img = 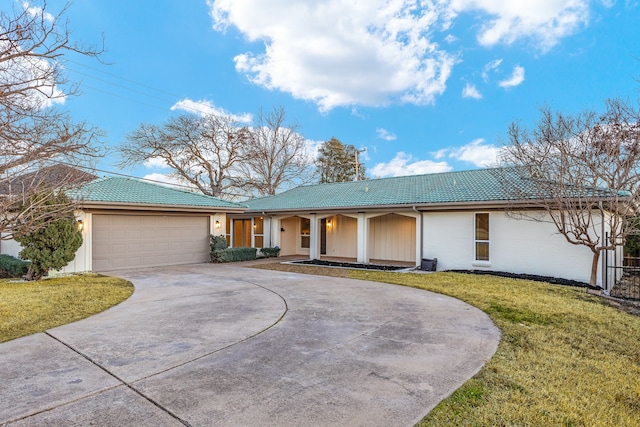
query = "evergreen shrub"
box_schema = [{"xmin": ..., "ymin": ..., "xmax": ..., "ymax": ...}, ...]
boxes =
[
  {"xmin": 260, "ymin": 247, "xmax": 281, "ymax": 258},
  {"xmin": 0, "ymin": 254, "xmax": 30, "ymax": 278},
  {"xmin": 210, "ymin": 235, "xmax": 228, "ymax": 263},
  {"xmin": 220, "ymin": 247, "xmax": 257, "ymax": 262}
]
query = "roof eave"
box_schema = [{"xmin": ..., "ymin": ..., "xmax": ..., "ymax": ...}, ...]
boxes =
[
  {"xmin": 243, "ymin": 199, "xmax": 521, "ymax": 214},
  {"xmin": 79, "ymin": 200, "xmax": 247, "ymax": 213},
  {"xmin": 242, "ymin": 196, "xmax": 631, "ymax": 214}
]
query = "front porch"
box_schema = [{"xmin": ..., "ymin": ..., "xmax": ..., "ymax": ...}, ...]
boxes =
[{"xmin": 266, "ymin": 212, "xmax": 422, "ymax": 267}]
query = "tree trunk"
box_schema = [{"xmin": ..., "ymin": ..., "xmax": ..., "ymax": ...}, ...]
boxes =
[
  {"xmin": 589, "ymin": 251, "xmax": 601, "ymax": 290},
  {"xmin": 24, "ymin": 266, "xmax": 46, "ymax": 281}
]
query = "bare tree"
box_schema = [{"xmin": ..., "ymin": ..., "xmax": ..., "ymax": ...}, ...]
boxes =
[
  {"xmin": 499, "ymin": 98, "xmax": 640, "ymax": 288},
  {"xmin": 238, "ymin": 106, "xmax": 315, "ymax": 196},
  {"xmin": 1, "ymin": 164, "xmax": 96, "ymax": 239},
  {"xmin": 120, "ymin": 114, "xmax": 250, "ymax": 198},
  {"xmin": 1, "ymin": 1, "xmax": 104, "ymax": 238}
]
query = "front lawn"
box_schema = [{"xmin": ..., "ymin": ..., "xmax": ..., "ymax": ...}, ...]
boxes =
[
  {"xmin": 253, "ymin": 262, "xmax": 640, "ymax": 426},
  {"xmin": 350, "ymin": 271, "xmax": 640, "ymax": 427},
  {"xmin": 0, "ymin": 274, "xmax": 133, "ymax": 343}
]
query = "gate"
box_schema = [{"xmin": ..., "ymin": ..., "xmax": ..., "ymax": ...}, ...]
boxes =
[{"xmin": 606, "ymin": 232, "xmax": 640, "ymax": 301}]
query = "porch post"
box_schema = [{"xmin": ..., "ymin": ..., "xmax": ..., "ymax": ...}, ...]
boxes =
[
  {"xmin": 356, "ymin": 212, "xmax": 369, "ymax": 263},
  {"xmin": 415, "ymin": 212, "xmax": 422, "ymax": 267},
  {"xmin": 309, "ymin": 213, "xmax": 319, "ymax": 260},
  {"xmin": 263, "ymin": 217, "xmax": 272, "ymax": 248},
  {"xmin": 270, "ymin": 217, "xmax": 280, "ymax": 248}
]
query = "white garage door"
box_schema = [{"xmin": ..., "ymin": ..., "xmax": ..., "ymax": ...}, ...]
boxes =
[{"xmin": 92, "ymin": 214, "xmax": 209, "ymax": 271}]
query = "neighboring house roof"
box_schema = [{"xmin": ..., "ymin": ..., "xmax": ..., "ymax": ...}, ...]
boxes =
[
  {"xmin": 0, "ymin": 164, "xmax": 97, "ymax": 195},
  {"xmin": 70, "ymin": 177, "xmax": 247, "ymax": 212}
]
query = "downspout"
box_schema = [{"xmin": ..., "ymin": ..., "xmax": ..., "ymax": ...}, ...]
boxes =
[{"xmin": 413, "ymin": 206, "xmax": 423, "ymax": 263}]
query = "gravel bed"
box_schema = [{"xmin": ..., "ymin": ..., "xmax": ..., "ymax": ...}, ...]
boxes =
[{"xmin": 291, "ymin": 259, "xmax": 409, "ymax": 271}]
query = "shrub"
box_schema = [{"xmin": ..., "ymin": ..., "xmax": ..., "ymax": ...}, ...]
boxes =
[
  {"xmin": 260, "ymin": 247, "xmax": 281, "ymax": 258},
  {"xmin": 15, "ymin": 216, "xmax": 82, "ymax": 280},
  {"xmin": 13, "ymin": 191, "xmax": 83, "ymax": 281},
  {"xmin": 219, "ymin": 247, "xmax": 257, "ymax": 262},
  {"xmin": 210, "ymin": 235, "xmax": 229, "ymax": 263},
  {"xmin": 0, "ymin": 254, "xmax": 30, "ymax": 278},
  {"xmin": 210, "ymin": 235, "xmax": 258, "ymax": 262}
]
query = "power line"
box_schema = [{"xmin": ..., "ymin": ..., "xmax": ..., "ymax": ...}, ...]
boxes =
[
  {"xmin": 79, "ymin": 84, "xmax": 172, "ymax": 113},
  {"xmin": 64, "ymin": 59, "xmax": 241, "ymax": 118},
  {"xmin": 64, "ymin": 59, "xmax": 183, "ymax": 99},
  {"xmin": 69, "ymin": 68, "xmax": 172, "ymax": 104}
]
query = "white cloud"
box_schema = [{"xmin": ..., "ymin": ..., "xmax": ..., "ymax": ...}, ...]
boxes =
[
  {"xmin": 143, "ymin": 157, "xmax": 170, "ymax": 169},
  {"xmin": 209, "ymin": 0, "xmax": 457, "ymax": 112},
  {"xmin": 498, "ymin": 65, "xmax": 525, "ymax": 88},
  {"xmin": 142, "ymin": 173, "xmax": 185, "ymax": 188},
  {"xmin": 23, "ymin": 2, "xmax": 55, "ymax": 22},
  {"xmin": 208, "ymin": 0, "xmax": 596, "ymax": 111},
  {"xmin": 482, "ymin": 59, "xmax": 503, "ymax": 81},
  {"xmin": 444, "ymin": 34, "xmax": 458, "ymax": 43},
  {"xmin": 450, "ymin": 0, "xmax": 591, "ymax": 50},
  {"xmin": 303, "ymin": 139, "xmax": 325, "ymax": 162},
  {"xmin": 360, "ymin": 148, "xmax": 371, "ymax": 162},
  {"xmin": 376, "ymin": 127, "xmax": 397, "ymax": 141},
  {"xmin": 370, "ymin": 152, "xmax": 452, "ymax": 178},
  {"xmin": 432, "ymin": 148, "xmax": 449, "ymax": 160},
  {"xmin": 351, "ymin": 107, "xmax": 367, "ymax": 119},
  {"xmin": 1, "ymin": 7, "xmax": 66, "ymax": 111},
  {"xmin": 171, "ymin": 98, "xmax": 252, "ymax": 123},
  {"xmin": 462, "ymin": 82, "xmax": 482, "ymax": 99},
  {"xmin": 437, "ymin": 139, "xmax": 500, "ymax": 167}
]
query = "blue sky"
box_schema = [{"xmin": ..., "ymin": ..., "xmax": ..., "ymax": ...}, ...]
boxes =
[{"xmin": 30, "ymin": 0, "xmax": 640, "ymax": 184}]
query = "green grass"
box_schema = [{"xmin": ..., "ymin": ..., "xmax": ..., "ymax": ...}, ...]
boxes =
[
  {"xmin": 348, "ymin": 271, "xmax": 640, "ymax": 427},
  {"xmin": 0, "ymin": 274, "xmax": 133, "ymax": 343}
]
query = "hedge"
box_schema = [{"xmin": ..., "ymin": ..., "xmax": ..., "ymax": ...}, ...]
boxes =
[
  {"xmin": 218, "ymin": 247, "xmax": 257, "ymax": 262},
  {"xmin": 0, "ymin": 254, "xmax": 30, "ymax": 278},
  {"xmin": 260, "ymin": 247, "xmax": 281, "ymax": 258}
]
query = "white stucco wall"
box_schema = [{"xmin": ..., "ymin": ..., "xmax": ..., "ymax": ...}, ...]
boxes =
[
  {"xmin": 423, "ymin": 210, "xmax": 602, "ymax": 286},
  {"xmin": 369, "ymin": 213, "xmax": 416, "ymax": 262},
  {"xmin": 325, "ymin": 215, "xmax": 357, "ymax": 258},
  {"xmin": 57, "ymin": 212, "xmax": 91, "ymax": 274},
  {"xmin": 210, "ymin": 213, "xmax": 226, "ymax": 237},
  {"xmin": 0, "ymin": 233, "xmax": 22, "ymax": 258},
  {"xmin": 278, "ymin": 217, "xmax": 300, "ymax": 256}
]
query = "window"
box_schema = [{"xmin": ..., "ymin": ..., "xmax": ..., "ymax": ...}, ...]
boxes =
[
  {"xmin": 475, "ymin": 213, "xmax": 489, "ymax": 261},
  {"xmin": 254, "ymin": 217, "xmax": 264, "ymax": 248},
  {"xmin": 225, "ymin": 217, "xmax": 231, "ymax": 246},
  {"xmin": 300, "ymin": 217, "xmax": 310, "ymax": 249},
  {"xmin": 233, "ymin": 219, "xmax": 252, "ymax": 247}
]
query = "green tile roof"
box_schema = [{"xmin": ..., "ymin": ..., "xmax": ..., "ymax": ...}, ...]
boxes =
[
  {"xmin": 243, "ymin": 167, "xmax": 548, "ymax": 212},
  {"xmin": 69, "ymin": 177, "xmax": 246, "ymax": 210}
]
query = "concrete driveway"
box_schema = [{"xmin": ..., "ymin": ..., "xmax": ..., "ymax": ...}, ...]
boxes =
[{"xmin": 0, "ymin": 264, "xmax": 500, "ymax": 426}]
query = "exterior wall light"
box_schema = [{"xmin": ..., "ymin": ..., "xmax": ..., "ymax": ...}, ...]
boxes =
[
  {"xmin": 76, "ymin": 219, "xmax": 84, "ymax": 232},
  {"xmin": 215, "ymin": 220, "xmax": 221, "ymax": 230}
]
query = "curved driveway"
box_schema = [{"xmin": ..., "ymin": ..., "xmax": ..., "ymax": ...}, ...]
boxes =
[{"xmin": 0, "ymin": 264, "xmax": 500, "ymax": 426}]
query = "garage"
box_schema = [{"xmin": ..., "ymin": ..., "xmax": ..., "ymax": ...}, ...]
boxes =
[{"xmin": 92, "ymin": 214, "xmax": 210, "ymax": 271}]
